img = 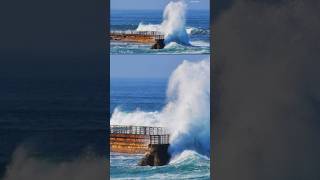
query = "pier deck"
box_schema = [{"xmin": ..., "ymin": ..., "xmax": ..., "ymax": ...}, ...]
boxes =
[
  {"xmin": 110, "ymin": 125, "xmax": 170, "ymax": 154},
  {"xmin": 110, "ymin": 31, "xmax": 166, "ymax": 49}
]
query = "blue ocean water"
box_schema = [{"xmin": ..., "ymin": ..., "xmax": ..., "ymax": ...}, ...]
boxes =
[
  {"xmin": 110, "ymin": 78, "xmax": 210, "ymax": 180},
  {"xmin": 110, "ymin": 78, "xmax": 167, "ymax": 113},
  {"xmin": 0, "ymin": 77, "xmax": 106, "ymax": 177},
  {"xmin": 110, "ymin": 10, "xmax": 210, "ymax": 54}
]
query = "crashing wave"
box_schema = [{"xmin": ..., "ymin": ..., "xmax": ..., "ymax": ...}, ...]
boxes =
[{"xmin": 111, "ymin": 58, "xmax": 210, "ymax": 157}]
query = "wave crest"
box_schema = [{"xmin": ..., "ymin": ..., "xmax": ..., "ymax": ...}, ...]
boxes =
[{"xmin": 169, "ymin": 150, "xmax": 209, "ymax": 164}]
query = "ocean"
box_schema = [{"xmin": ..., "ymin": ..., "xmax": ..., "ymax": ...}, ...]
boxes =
[
  {"xmin": 0, "ymin": 77, "xmax": 106, "ymax": 178},
  {"xmin": 110, "ymin": 78, "xmax": 210, "ymax": 180},
  {"xmin": 110, "ymin": 8, "xmax": 210, "ymax": 54}
]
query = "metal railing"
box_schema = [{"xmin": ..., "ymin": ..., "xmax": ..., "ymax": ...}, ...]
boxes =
[
  {"xmin": 110, "ymin": 125, "xmax": 168, "ymax": 135},
  {"xmin": 110, "ymin": 30, "xmax": 164, "ymax": 40},
  {"xmin": 149, "ymin": 134, "xmax": 170, "ymax": 144},
  {"xmin": 110, "ymin": 125, "xmax": 170, "ymax": 145}
]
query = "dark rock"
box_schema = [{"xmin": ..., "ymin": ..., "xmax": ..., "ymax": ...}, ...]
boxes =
[
  {"xmin": 138, "ymin": 144, "xmax": 171, "ymax": 166},
  {"xmin": 151, "ymin": 39, "xmax": 165, "ymax": 49}
]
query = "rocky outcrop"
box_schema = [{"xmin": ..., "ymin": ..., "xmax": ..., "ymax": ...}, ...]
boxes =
[
  {"xmin": 138, "ymin": 144, "xmax": 171, "ymax": 166},
  {"xmin": 151, "ymin": 39, "xmax": 165, "ymax": 49}
]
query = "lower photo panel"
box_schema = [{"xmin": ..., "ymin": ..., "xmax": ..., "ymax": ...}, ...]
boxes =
[{"xmin": 109, "ymin": 55, "xmax": 211, "ymax": 179}]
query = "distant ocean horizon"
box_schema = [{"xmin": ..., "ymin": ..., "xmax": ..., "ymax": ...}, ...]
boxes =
[{"xmin": 110, "ymin": 78, "xmax": 167, "ymax": 113}]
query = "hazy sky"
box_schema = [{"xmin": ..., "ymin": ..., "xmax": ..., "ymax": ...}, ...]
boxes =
[
  {"xmin": 110, "ymin": 55, "xmax": 209, "ymax": 79},
  {"xmin": 111, "ymin": 0, "xmax": 210, "ymax": 10}
]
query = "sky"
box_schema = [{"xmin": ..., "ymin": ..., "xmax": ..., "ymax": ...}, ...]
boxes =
[
  {"xmin": 111, "ymin": 0, "xmax": 210, "ymax": 10},
  {"xmin": 110, "ymin": 55, "xmax": 209, "ymax": 79}
]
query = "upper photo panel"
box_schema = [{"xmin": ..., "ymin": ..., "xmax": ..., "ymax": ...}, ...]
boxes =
[{"xmin": 110, "ymin": 0, "xmax": 210, "ymax": 54}]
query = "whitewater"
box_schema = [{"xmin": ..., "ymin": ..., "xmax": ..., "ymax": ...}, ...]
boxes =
[
  {"xmin": 110, "ymin": 59, "xmax": 210, "ymax": 179},
  {"xmin": 136, "ymin": 1, "xmax": 190, "ymax": 45},
  {"xmin": 110, "ymin": 0, "xmax": 210, "ymax": 54},
  {"xmin": 110, "ymin": 150, "xmax": 210, "ymax": 180}
]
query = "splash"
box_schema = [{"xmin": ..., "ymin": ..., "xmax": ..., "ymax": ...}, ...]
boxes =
[
  {"xmin": 169, "ymin": 150, "xmax": 210, "ymax": 165},
  {"xmin": 110, "ymin": 150, "xmax": 210, "ymax": 179},
  {"xmin": 110, "ymin": 58, "xmax": 210, "ymax": 156},
  {"xmin": 136, "ymin": 0, "xmax": 190, "ymax": 45},
  {"xmin": 161, "ymin": 0, "xmax": 190, "ymax": 45}
]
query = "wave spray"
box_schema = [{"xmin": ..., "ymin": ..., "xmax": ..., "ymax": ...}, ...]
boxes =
[
  {"xmin": 110, "ymin": 58, "xmax": 210, "ymax": 157},
  {"xmin": 136, "ymin": 0, "xmax": 190, "ymax": 45}
]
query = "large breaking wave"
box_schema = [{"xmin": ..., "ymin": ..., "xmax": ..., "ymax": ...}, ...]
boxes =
[
  {"xmin": 136, "ymin": 0, "xmax": 191, "ymax": 45},
  {"xmin": 110, "ymin": 58, "xmax": 210, "ymax": 157}
]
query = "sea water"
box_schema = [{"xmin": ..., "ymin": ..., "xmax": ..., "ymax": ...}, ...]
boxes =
[
  {"xmin": 110, "ymin": 59, "xmax": 210, "ymax": 179},
  {"xmin": 110, "ymin": 3, "xmax": 210, "ymax": 54},
  {"xmin": 0, "ymin": 77, "xmax": 106, "ymax": 177},
  {"xmin": 110, "ymin": 79, "xmax": 210, "ymax": 180}
]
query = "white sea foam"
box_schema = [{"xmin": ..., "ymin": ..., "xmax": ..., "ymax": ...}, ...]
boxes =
[
  {"xmin": 110, "ymin": 58, "xmax": 210, "ymax": 156},
  {"xmin": 163, "ymin": 42, "xmax": 183, "ymax": 49},
  {"xmin": 164, "ymin": 41, "xmax": 209, "ymax": 50},
  {"xmin": 136, "ymin": 23, "xmax": 162, "ymax": 33},
  {"xmin": 190, "ymin": 40, "xmax": 210, "ymax": 47},
  {"xmin": 186, "ymin": 27, "xmax": 209, "ymax": 35},
  {"xmin": 136, "ymin": 24, "xmax": 207, "ymax": 36},
  {"xmin": 169, "ymin": 150, "xmax": 209, "ymax": 164},
  {"xmin": 110, "ymin": 149, "xmax": 210, "ymax": 179},
  {"xmin": 136, "ymin": 0, "xmax": 190, "ymax": 45}
]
